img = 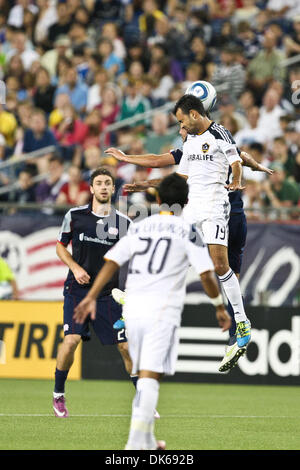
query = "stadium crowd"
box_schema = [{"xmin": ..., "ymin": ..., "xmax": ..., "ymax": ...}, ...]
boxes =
[{"xmin": 0, "ymin": 0, "xmax": 300, "ymax": 219}]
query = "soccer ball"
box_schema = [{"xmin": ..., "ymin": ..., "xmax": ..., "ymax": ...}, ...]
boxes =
[{"xmin": 185, "ymin": 80, "xmax": 217, "ymax": 112}]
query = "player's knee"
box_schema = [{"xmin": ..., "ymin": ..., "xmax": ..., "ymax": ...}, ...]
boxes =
[
  {"xmin": 214, "ymin": 260, "xmax": 229, "ymax": 276},
  {"xmin": 63, "ymin": 335, "xmax": 81, "ymax": 353}
]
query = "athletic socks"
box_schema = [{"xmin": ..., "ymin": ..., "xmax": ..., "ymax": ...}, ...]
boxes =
[
  {"xmin": 218, "ymin": 269, "xmax": 248, "ymax": 324},
  {"xmin": 54, "ymin": 368, "xmax": 69, "ymax": 394},
  {"xmin": 125, "ymin": 378, "xmax": 159, "ymax": 450},
  {"xmin": 130, "ymin": 375, "xmax": 139, "ymax": 388},
  {"xmin": 227, "ymin": 301, "xmax": 237, "ymax": 339}
]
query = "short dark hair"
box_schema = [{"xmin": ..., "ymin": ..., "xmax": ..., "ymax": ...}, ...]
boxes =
[
  {"xmin": 173, "ymin": 94, "xmax": 206, "ymax": 117},
  {"xmin": 158, "ymin": 173, "xmax": 188, "ymax": 208},
  {"xmin": 249, "ymin": 142, "xmax": 264, "ymax": 153},
  {"xmin": 90, "ymin": 167, "xmax": 115, "ymax": 186}
]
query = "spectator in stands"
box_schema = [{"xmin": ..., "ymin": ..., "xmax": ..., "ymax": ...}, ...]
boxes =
[
  {"xmin": 33, "ymin": 66, "xmax": 56, "ymax": 115},
  {"xmin": 40, "ymin": 35, "xmax": 72, "ymax": 78},
  {"xmin": 82, "ymin": 145, "xmax": 102, "ymax": 183},
  {"xmin": 97, "ymin": 37, "xmax": 125, "ymax": 78},
  {"xmin": 262, "ymin": 162, "xmax": 300, "ymax": 209},
  {"xmin": 190, "ymin": 36, "xmax": 214, "ymax": 82},
  {"xmin": 7, "ymin": 0, "xmax": 38, "ymax": 28},
  {"xmin": 5, "ymin": 29, "xmax": 40, "ymax": 71},
  {"xmin": 52, "ymin": 103, "xmax": 86, "ymax": 164},
  {"xmin": 256, "ymin": 87, "xmax": 286, "ymax": 141},
  {"xmin": 56, "ymin": 164, "xmax": 90, "ymax": 206},
  {"xmin": 4, "ymin": 53, "xmax": 25, "ymax": 86},
  {"xmin": 234, "ymin": 106, "xmax": 267, "ymax": 147},
  {"xmin": 34, "ymin": 0, "xmax": 58, "ymax": 46},
  {"xmin": 101, "ymin": 22, "xmax": 127, "ymax": 60},
  {"xmin": 86, "ymin": 66, "xmax": 109, "ymax": 112},
  {"xmin": 81, "ymin": 108, "xmax": 102, "ymax": 150},
  {"xmin": 55, "ymin": 65, "xmax": 88, "ymax": 114},
  {"xmin": 124, "ymin": 41, "xmax": 150, "ymax": 74},
  {"xmin": 148, "ymin": 59, "xmax": 174, "ymax": 103},
  {"xmin": 139, "ymin": 0, "xmax": 165, "ymax": 39},
  {"xmin": 12, "ymin": 164, "xmax": 38, "ymax": 204},
  {"xmin": 47, "ymin": 1, "xmax": 72, "ymax": 45},
  {"xmin": 35, "ymin": 154, "xmax": 67, "ymax": 204},
  {"xmin": 22, "ymin": 107, "xmax": 57, "ymax": 173},
  {"xmin": 247, "ymin": 28, "xmax": 286, "ymax": 104},
  {"xmin": 68, "ymin": 21, "xmax": 94, "ymax": 51},
  {"xmin": 145, "ymin": 112, "xmax": 175, "ymax": 154},
  {"xmin": 16, "ymin": 98, "xmax": 33, "ymax": 131},
  {"xmin": 212, "ymin": 44, "xmax": 246, "ymax": 102},
  {"xmin": 120, "ymin": 79, "xmax": 151, "ymax": 131},
  {"xmin": 242, "ymin": 142, "xmax": 269, "ymax": 182},
  {"xmin": 271, "ymin": 136, "xmax": 295, "ymax": 178},
  {"xmin": 234, "ymin": 21, "xmax": 262, "ymax": 63},
  {"xmin": 242, "ymin": 180, "xmax": 265, "ymax": 221}
]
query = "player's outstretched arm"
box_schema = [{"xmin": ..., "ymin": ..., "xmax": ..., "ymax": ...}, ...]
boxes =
[
  {"xmin": 73, "ymin": 260, "xmax": 120, "ymax": 323},
  {"xmin": 240, "ymin": 151, "xmax": 274, "ymax": 175},
  {"xmin": 200, "ymin": 270, "xmax": 231, "ymax": 332},
  {"xmin": 105, "ymin": 148, "xmax": 174, "ymax": 168},
  {"xmin": 225, "ymin": 161, "xmax": 246, "ymax": 191},
  {"xmin": 124, "ymin": 178, "xmax": 162, "ymax": 192},
  {"xmin": 56, "ymin": 242, "xmax": 90, "ymax": 285}
]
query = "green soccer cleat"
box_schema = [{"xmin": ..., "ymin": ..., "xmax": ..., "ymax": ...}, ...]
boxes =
[
  {"xmin": 236, "ymin": 320, "xmax": 251, "ymax": 348},
  {"xmin": 218, "ymin": 342, "xmax": 246, "ymax": 373},
  {"xmin": 112, "ymin": 288, "xmax": 126, "ymax": 305}
]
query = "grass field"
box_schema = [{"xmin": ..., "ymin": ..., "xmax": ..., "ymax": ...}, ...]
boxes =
[{"xmin": 0, "ymin": 378, "xmax": 300, "ymax": 450}]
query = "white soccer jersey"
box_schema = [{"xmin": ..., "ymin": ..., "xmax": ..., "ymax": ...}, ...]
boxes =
[
  {"xmin": 177, "ymin": 122, "xmax": 242, "ymax": 219},
  {"xmin": 105, "ymin": 213, "xmax": 214, "ymax": 324}
]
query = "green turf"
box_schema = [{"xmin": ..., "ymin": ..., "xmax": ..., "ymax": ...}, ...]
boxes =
[{"xmin": 0, "ymin": 378, "xmax": 300, "ymax": 450}]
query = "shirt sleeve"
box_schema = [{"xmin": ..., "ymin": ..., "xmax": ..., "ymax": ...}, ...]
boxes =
[
  {"xmin": 170, "ymin": 148, "xmax": 183, "ymax": 165},
  {"xmin": 57, "ymin": 210, "xmax": 73, "ymax": 246},
  {"xmin": 218, "ymin": 138, "xmax": 242, "ymax": 166},
  {"xmin": 176, "ymin": 148, "xmax": 189, "ymax": 176},
  {"xmin": 104, "ymin": 235, "xmax": 131, "ymax": 267},
  {"xmin": 185, "ymin": 225, "xmax": 215, "ymax": 275}
]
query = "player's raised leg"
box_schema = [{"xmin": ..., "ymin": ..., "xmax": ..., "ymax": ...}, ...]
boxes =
[{"xmin": 208, "ymin": 243, "xmax": 251, "ymax": 348}]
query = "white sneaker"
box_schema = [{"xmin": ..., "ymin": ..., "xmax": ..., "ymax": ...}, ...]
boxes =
[
  {"xmin": 112, "ymin": 288, "xmax": 126, "ymax": 305},
  {"xmin": 218, "ymin": 342, "xmax": 246, "ymax": 373}
]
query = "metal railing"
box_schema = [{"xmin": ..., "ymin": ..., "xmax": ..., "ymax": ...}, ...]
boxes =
[{"xmin": 0, "ymin": 146, "xmax": 56, "ymax": 171}]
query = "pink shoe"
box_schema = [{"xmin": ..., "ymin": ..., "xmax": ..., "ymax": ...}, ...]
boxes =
[
  {"xmin": 156, "ymin": 440, "xmax": 166, "ymax": 450},
  {"xmin": 53, "ymin": 396, "xmax": 69, "ymax": 418}
]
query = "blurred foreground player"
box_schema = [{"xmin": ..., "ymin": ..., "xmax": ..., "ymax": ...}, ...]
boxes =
[
  {"xmin": 53, "ymin": 168, "xmax": 135, "ymax": 418},
  {"xmin": 74, "ymin": 173, "xmax": 231, "ymax": 450}
]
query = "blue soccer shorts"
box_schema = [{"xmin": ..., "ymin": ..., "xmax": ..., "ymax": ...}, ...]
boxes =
[{"xmin": 63, "ymin": 285, "xmax": 127, "ymax": 345}]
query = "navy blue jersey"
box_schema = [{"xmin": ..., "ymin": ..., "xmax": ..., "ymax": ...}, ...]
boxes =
[
  {"xmin": 58, "ymin": 203, "xmax": 131, "ymax": 296},
  {"xmin": 170, "ymin": 146, "xmax": 244, "ymax": 214}
]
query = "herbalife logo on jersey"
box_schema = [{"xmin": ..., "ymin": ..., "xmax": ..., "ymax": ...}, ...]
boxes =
[{"xmin": 188, "ymin": 153, "xmax": 214, "ymax": 161}]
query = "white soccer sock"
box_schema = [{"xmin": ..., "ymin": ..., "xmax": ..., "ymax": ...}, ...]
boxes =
[
  {"xmin": 218, "ymin": 269, "xmax": 247, "ymax": 323},
  {"xmin": 125, "ymin": 378, "xmax": 159, "ymax": 450}
]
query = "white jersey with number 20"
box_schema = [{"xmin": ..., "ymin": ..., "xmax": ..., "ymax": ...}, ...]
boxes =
[{"xmin": 105, "ymin": 213, "xmax": 214, "ymax": 325}]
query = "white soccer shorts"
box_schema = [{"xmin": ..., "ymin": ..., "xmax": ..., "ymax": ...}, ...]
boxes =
[
  {"xmin": 124, "ymin": 306, "xmax": 180, "ymax": 376},
  {"xmin": 182, "ymin": 204, "xmax": 229, "ymax": 247}
]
